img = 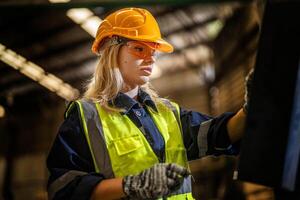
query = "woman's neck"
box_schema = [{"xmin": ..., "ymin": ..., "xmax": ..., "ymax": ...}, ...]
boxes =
[{"xmin": 123, "ymin": 86, "xmax": 139, "ymax": 99}]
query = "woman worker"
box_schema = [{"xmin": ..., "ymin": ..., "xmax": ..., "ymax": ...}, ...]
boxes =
[{"xmin": 47, "ymin": 7, "xmax": 247, "ymax": 200}]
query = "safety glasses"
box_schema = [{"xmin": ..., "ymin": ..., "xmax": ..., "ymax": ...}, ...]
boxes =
[{"xmin": 125, "ymin": 41, "xmax": 159, "ymax": 59}]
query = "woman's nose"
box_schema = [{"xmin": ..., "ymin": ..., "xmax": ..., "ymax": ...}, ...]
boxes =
[{"xmin": 143, "ymin": 55, "xmax": 156, "ymax": 64}]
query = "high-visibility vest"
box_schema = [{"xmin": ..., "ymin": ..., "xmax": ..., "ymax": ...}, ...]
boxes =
[{"xmin": 66, "ymin": 99, "xmax": 194, "ymax": 199}]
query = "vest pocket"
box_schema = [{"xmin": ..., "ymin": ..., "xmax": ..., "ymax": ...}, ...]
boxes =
[
  {"xmin": 113, "ymin": 135, "xmax": 143, "ymax": 156},
  {"xmin": 110, "ymin": 134, "xmax": 158, "ymax": 177}
]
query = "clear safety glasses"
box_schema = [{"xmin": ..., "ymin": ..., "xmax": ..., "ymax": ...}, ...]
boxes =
[{"xmin": 125, "ymin": 41, "xmax": 159, "ymax": 59}]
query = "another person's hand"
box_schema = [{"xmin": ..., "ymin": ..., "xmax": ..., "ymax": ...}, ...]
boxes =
[
  {"xmin": 243, "ymin": 69, "xmax": 254, "ymax": 114},
  {"xmin": 123, "ymin": 163, "xmax": 189, "ymax": 199}
]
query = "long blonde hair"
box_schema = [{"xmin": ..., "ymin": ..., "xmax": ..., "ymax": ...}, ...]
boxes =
[{"xmin": 83, "ymin": 43, "xmax": 161, "ymax": 112}]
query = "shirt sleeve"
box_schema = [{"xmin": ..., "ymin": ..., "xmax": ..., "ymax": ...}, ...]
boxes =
[
  {"xmin": 46, "ymin": 105, "xmax": 105, "ymax": 200},
  {"xmin": 180, "ymin": 107, "xmax": 240, "ymax": 161}
]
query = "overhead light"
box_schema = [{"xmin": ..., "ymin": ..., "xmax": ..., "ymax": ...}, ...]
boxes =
[
  {"xmin": 48, "ymin": 0, "xmax": 70, "ymax": 3},
  {"xmin": 0, "ymin": 46, "xmax": 26, "ymax": 70},
  {"xmin": 199, "ymin": 63, "xmax": 215, "ymax": 84},
  {"xmin": 205, "ymin": 19, "xmax": 224, "ymax": 40},
  {"xmin": 81, "ymin": 16, "xmax": 102, "ymax": 37},
  {"xmin": 39, "ymin": 74, "xmax": 63, "ymax": 92},
  {"xmin": 20, "ymin": 62, "xmax": 45, "ymax": 81},
  {"xmin": 0, "ymin": 105, "xmax": 5, "ymax": 118},
  {"xmin": 169, "ymin": 34, "xmax": 186, "ymax": 49},
  {"xmin": 66, "ymin": 7, "xmax": 102, "ymax": 37},
  {"xmin": 57, "ymin": 84, "xmax": 79, "ymax": 101},
  {"xmin": 67, "ymin": 8, "xmax": 94, "ymax": 24},
  {"xmin": 184, "ymin": 45, "xmax": 212, "ymax": 65},
  {"xmin": 0, "ymin": 43, "xmax": 79, "ymax": 101},
  {"xmin": 49, "ymin": 0, "xmax": 103, "ymax": 37}
]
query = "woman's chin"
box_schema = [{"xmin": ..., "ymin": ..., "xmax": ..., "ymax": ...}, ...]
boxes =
[{"xmin": 139, "ymin": 76, "xmax": 150, "ymax": 84}]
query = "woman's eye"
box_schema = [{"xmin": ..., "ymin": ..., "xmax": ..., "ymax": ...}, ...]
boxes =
[{"xmin": 134, "ymin": 47, "xmax": 144, "ymax": 52}]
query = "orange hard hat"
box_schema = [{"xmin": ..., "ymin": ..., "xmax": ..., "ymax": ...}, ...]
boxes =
[{"xmin": 92, "ymin": 7, "xmax": 174, "ymax": 54}]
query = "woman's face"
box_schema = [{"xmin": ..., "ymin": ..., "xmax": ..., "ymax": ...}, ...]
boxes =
[{"xmin": 118, "ymin": 41, "xmax": 157, "ymax": 89}]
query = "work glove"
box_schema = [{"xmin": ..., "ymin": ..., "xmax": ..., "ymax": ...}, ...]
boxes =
[
  {"xmin": 243, "ymin": 69, "xmax": 254, "ymax": 114},
  {"xmin": 123, "ymin": 163, "xmax": 189, "ymax": 199}
]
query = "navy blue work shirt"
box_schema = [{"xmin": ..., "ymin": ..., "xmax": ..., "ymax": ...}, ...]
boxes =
[{"xmin": 47, "ymin": 89, "xmax": 239, "ymax": 200}]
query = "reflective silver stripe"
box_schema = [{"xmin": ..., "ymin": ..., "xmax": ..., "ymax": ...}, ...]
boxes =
[
  {"xmin": 162, "ymin": 100, "xmax": 180, "ymax": 121},
  {"xmin": 48, "ymin": 170, "xmax": 87, "ymax": 200},
  {"xmin": 79, "ymin": 100, "xmax": 114, "ymax": 178},
  {"xmin": 198, "ymin": 119, "xmax": 213, "ymax": 158},
  {"xmin": 161, "ymin": 99, "xmax": 182, "ymax": 133},
  {"xmin": 214, "ymin": 146, "xmax": 232, "ymax": 151},
  {"xmin": 169, "ymin": 104, "xmax": 181, "ymax": 130}
]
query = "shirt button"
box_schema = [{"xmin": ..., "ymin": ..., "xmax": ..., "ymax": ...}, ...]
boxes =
[{"xmin": 135, "ymin": 110, "xmax": 142, "ymax": 117}]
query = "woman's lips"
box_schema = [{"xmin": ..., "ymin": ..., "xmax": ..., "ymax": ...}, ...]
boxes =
[{"xmin": 140, "ymin": 67, "xmax": 152, "ymax": 74}]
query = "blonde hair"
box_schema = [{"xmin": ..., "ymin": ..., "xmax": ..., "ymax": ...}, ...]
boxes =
[{"xmin": 83, "ymin": 43, "xmax": 161, "ymax": 112}]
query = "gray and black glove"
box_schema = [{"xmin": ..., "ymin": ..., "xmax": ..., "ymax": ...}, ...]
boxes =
[
  {"xmin": 243, "ymin": 69, "xmax": 254, "ymax": 114},
  {"xmin": 123, "ymin": 163, "xmax": 189, "ymax": 199}
]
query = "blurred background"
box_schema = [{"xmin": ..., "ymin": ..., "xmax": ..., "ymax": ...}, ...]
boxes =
[{"xmin": 0, "ymin": 0, "xmax": 263, "ymax": 199}]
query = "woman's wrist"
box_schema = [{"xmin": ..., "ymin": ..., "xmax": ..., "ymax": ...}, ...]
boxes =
[{"xmin": 91, "ymin": 177, "xmax": 125, "ymax": 200}]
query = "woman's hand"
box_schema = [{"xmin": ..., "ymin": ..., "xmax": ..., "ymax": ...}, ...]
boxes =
[
  {"xmin": 227, "ymin": 69, "xmax": 254, "ymax": 143},
  {"xmin": 123, "ymin": 163, "xmax": 189, "ymax": 199},
  {"xmin": 243, "ymin": 69, "xmax": 254, "ymax": 114}
]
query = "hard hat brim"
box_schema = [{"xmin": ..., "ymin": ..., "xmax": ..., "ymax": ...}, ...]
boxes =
[
  {"xmin": 152, "ymin": 38, "xmax": 174, "ymax": 53},
  {"xmin": 92, "ymin": 36, "xmax": 174, "ymax": 54},
  {"xmin": 121, "ymin": 36, "xmax": 174, "ymax": 53},
  {"xmin": 139, "ymin": 39, "xmax": 174, "ymax": 53}
]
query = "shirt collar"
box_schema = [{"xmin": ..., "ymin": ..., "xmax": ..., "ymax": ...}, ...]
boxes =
[
  {"xmin": 110, "ymin": 88, "xmax": 158, "ymax": 114},
  {"xmin": 137, "ymin": 88, "xmax": 158, "ymax": 112}
]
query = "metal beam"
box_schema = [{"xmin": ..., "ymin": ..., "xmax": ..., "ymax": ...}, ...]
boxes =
[
  {"xmin": 0, "ymin": 0, "xmax": 253, "ymax": 9},
  {"xmin": 0, "ymin": 57, "xmax": 96, "ymax": 96}
]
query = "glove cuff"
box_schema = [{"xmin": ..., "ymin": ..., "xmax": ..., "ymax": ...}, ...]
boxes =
[{"xmin": 122, "ymin": 175, "xmax": 133, "ymax": 197}]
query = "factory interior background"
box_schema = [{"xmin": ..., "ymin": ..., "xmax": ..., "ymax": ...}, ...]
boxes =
[{"xmin": 0, "ymin": 0, "xmax": 287, "ymax": 199}]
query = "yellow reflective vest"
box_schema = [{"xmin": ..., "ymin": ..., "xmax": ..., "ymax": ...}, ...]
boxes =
[{"xmin": 67, "ymin": 99, "xmax": 194, "ymax": 199}]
